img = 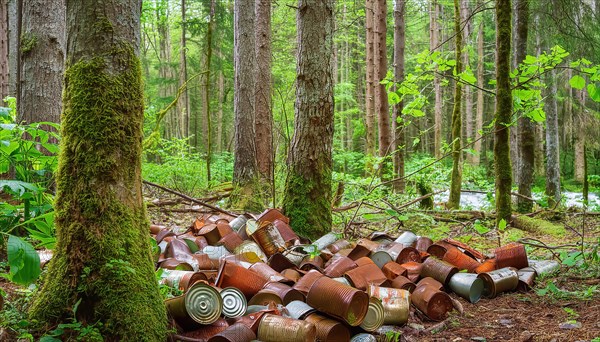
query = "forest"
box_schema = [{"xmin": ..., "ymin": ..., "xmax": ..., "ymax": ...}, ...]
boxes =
[{"xmin": 0, "ymin": 0, "xmax": 599, "ymax": 341}]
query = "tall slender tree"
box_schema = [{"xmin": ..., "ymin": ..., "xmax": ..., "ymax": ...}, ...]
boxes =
[
  {"xmin": 393, "ymin": 0, "xmax": 406, "ymax": 191},
  {"xmin": 430, "ymin": 0, "xmax": 442, "ymax": 158},
  {"xmin": 544, "ymin": 69, "xmax": 560, "ymax": 206},
  {"xmin": 28, "ymin": 0, "xmax": 167, "ymax": 339},
  {"xmin": 204, "ymin": 0, "xmax": 215, "ymax": 182},
  {"xmin": 0, "ymin": 0, "xmax": 8, "ymax": 100},
  {"xmin": 447, "ymin": 0, "xmax": 463, "ymax": 209},
  {"xmin": 282, "ymin": 0, "xmax": 334, "ymax": 239},
  {"xmin": 365, "ymin": 0, "xmax": 376, "ymax": 159},
  {"xmin": 494, "ymin": 0, "xmax": 513, "ymax": 225},
  {"xmin": 176, "ymin": 0, "xmax": 190, "ymax": 139},
  {"xmin": 375, "ymin": 0, "xmax": 391, "ymax": 172},
  {"xmin": 473, "ymin": 17, "xmax": 485, "ymax": 166}
]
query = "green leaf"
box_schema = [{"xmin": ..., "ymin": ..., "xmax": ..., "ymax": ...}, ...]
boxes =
[
  {"xmin": 412, "ymin": 137, "xmax": 420, "ymax": 147},
  {"xmin": 7, "ymin": 235, "xmax": 40, "ymax": 285},
  {"xmin": 523, "ymin": 55, "xmax": 537, "ymax": 65},
  {"xmin": 569, "ymin": 75, "xmax": 586, "ymax": 90},
  {"xmin": 587, "ymin": 83, "xmax": 600, "ymax": 102},
  {"xmin": 459, "ymin": 69, "xmax": 477, "ymax": 84},
  {"xmin": 498, "ymin": 219, "xmax": 507, "ymax": 232},
  {"xmin": 0, "ymin": 180, "xmax": 40, "ymax": 197},
  {"xmin": 528, "ymin": 108, "xmax": 546, "ymax": 122},
  {"xmin": 388, "ymin": 92, "xmax": 401, "ymax": 105},
  {"xmin": 473, "ymin": 220, "xmax": 490, "ymax": 234}
]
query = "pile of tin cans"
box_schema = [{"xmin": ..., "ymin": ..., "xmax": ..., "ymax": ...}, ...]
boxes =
[{"xmin": 150, "ymin": 209, "xmax": 560, "ymax": 341}]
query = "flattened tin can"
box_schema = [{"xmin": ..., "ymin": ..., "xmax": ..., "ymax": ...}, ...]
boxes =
[
  {"xmin": 217, "ymin": 232, "xmax": 244, "ymax": 252},
  {"xmin": 359, "ymin": 297, "xmax": 385, "ymax": 332},
  {"xmin": 495, "ymin": 242, "xmax": 528, "ymax": 269},
  {"xmin": 299, "ymin": 254, "xmax": 324, "ymax": 271},
  {"xmin": 477, "ymin": 267, "xmax": 519, "ymax": 298},
  {"xmin": 516, "ymin": 267, "xmax": 536, "ymax": 291},
  {"xmin": 528, "ymin": 259, "xmax": 560, "ymax": 276},
  {"xmin": 390, "ymin": 275, "xmax": 417, "ymax": 292},
  {"xmin": 344, "ymin": 262, "xmax": 388, "ymax": 291},
  {"xmin": 249, "ymin": 262, "xmax": 293, "ymax": 284},
  {"xmin": 421, "ymin": 257, "xmax": 459, "ymax": 285},
  {"xmin": 399, "ymin": 261, "xmax": 423, "ymax": 282},
  {"xmin": 257, "ymin": 208, "xmax": 289, "ymax": 225},
  {"xmin": 347, "ymin": 238, "xmax": 380, "ymax": 260},
  {"xmin": 367, "ymin": 285, "xmax": 410, "ymax": 325},
  {"xmin": 268, "ymin": 252, "xmax": 298, "ymax": 272},
  {"xmin": 305, "ymin": 313, "xmax": 351, "ymax": 342},
  {"xmin": 292, "ymin": 269, "xmax": 325, "ymax": 295},
  {"xmin": 411, "ymin": 284, "xmax": 453, "ymax": 321},
  {"xmin": 251, "ymin": 223, "xmax": 286, "ymax": 257},
  {"xmin": 381, "ymin": 261, "xmax": 408, "ymax": 280},
  {"xmin": 219, "ymin": 286, "xmax": 247, "ymax": 318},
  {"xmin": 323, "ymin": 255, "xmax": 358, "ymax": 278},
  {"xmin": 257, "ymin": 313, "xmax": 316, "ymax": 342},
  {"xmin": 306, "ymin": 276, "xmax": 369, "ymax": 326},
  {"xmin": 215, "ymin": 260, "xmax": 268, "ymax": 300}
]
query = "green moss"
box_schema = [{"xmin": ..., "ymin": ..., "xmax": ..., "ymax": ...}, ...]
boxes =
[
  {"xmin": 29, "ymin": 45, "xmax": 167, "ymax": 341},
  {"xmin": 282, "ymin": 171, "xmax": 332, "ymax": 240},
  {"xmin": 20, "ymin": 32, "xmax": 37, "ymax": 54},
  {"xmin": 229, "ymin": 176, "xmax": 265, "ymax": 212},
  {"xmin": 513, "ymin": 216, "xmax": 566, "ymax": 237}
]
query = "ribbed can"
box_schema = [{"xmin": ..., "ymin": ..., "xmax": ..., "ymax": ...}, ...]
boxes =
[
  {"xmin": 312, "ymin": 232, "xmax": 340, "ymax": 251},
  {"xmin": 381, "ymin": 261, "xmax": 408, "ymax": 280},
  {"xmin": 215, "ymin": 260, "xmax": 268, "ymax": 300},
  {"xmin": 359, "ymin": 297, "xmax": 385, "ymax": 332},
  {"xmin": 516, "ymin": 267, "xmax": 536, "ymax": 291},
  {"xmin": 292, "ymin": 269, "xmax": 324, "ymax": 295},
  {"xmin": 160, "ymin": 270, "xmax": 207, "ymax": 292},
  {"xmin": 331, "ymin": 277, "xmax": 352, "ymax": 286},
  {"xmin": 390, "ymin": 275, "xmax": 416, "ymax": 292},
  {"xmin": 443, "ymin": 247, "xmax": 482, "ymax": 272},
  {"xmin": 477, "ymin": 267, "xmax": 519, "ymax": 298},
  {"xmin": 327, "ymin": 239, "xmax": 351, "ymax": 254},
  {"xmin": 299, "ymin": 254, "xmax": 324, "ymax": 271},
  {"xmin": 475, "ymin": 258, "xmax": 497, "ymax": 274},
  {"xmin": 495, "ymin": 242, "xmax": 528, "ymax": 269},
  {"xmin": 305, "ymin": 313, "xmax": 351, "ymax": 342},
  {"xmin": 394, "ymin": 231, "xmax": 418, "ymax": 246},
  {"xmin": 229, "ymin": 214, "xmax": 250, "ymax": 233},
  {"xmin": 528, "ymin": 259, "xmax": 560, "ymax": 276},
  {"xmin": 350, "ymin": 333, "xmax": 377, "ymax": 342},
  {"xmin": 384, "ymin": 242, "xmax": 421, "ymax": 264},
  {"xmin": 185, "ymin": 282, "xmax": 223, "ymax": 325},
  {"xmin": 208, "ymin": 323, "xmax": 256, "ymax": 342},
  {"xmin": 347, "ymin": 238, "xmax": 380, "ymax": 260},
  {"xmin": 417, "ymin": 277, "xmax": 444, "ymax": 291},
  {"xmin": 257, "ymin": 314, "xmax": 316, "ymax": 342},
  {"xmin": 249, "ymin": 262, "xmax": 293, "ymax": 284},
  {"xmin": 324, "ymin": 255, "xmax": 358, "ymax": 278},
  {"xmin": 411, "ymin": 284, "xmax": 453, "ymax": 321},
  {"xmin": 257, "ymin": 208, "xmax": 289, "ymax": 225},
  {"xmin": 251, "ymin": 223, "xmax": 286, "ymax": 257},
  {"xmin": 190, "ymin": 253, "xmax": 219, "ymax": 270},
  {"xmin": 286, "ymin": 300, "xmax": 317, "ymax": 320},
  {"xmin": 344, "ymin": 263, "xmax": 388, "ymax": 291},
  {"xmin": 234, "ymin": 241, "xmax": 268, "ymax": 263},
  {"xmin": 165, "ymin": 295, "xmax": 199, "ymax": 331},
  {"xmin": 421, "ymin": 257, "xmax": 459, "ymax": 285},
  {"xmin": 367, "ymin": 285, "xmax": 410, "ymax": 325},
  {"xmin": 399, "ymin": 261, "xmax": 423, "ymax": 282},
  {"xmin": 415, "ymin": 236, "xmax": 433, "ymax": 252},
  {"xmin": 219, "ymin": 287, "xmax": 247, "ymax": 318},
  {"xmin": 217, "ymin": 232, "xmax": 244, "ymax": 252},
  {"xmin": 306, "ymin": 276, "xmax": 369, "ymax": 326},
  {"xmin": 272, "ymin": 219, "xmax": 299, "ymax": 246},
  {"xmin": 263, "ymin": 281, "xmax": 305, "ymax": 304}
]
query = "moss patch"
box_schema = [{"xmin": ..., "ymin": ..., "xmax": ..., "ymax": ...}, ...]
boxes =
[{"xmin": 20, "ymin": 32, "xmax": 37, "ymax": 54}]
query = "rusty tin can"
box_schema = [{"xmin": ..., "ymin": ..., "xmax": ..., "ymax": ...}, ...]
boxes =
[
  {"xmin": 219, "ymin": 286, "xmax": 247, "ymax": 318},
  {"xmin": 495, "ymin": 242, "xmax": 529, "ymax": 269},
  {"xmin": 421, "ymin": 257, "xmax": 459, "ymax": 285},
  {"xmin": 448, "ymin": 273, "xmax": 484, "ymax": 303},
  {"xmin": 215, "ymin": 260, "xmax": 268, "ymax": 300},
  {"xmin": 390, "ymin": 275, "xmax": 417, "ymax": 292},
  {"xmin": 367, "ymin": 285, "xmax": 410, "ymax": 325},
  {"xmin": 369, "ymin": 250, "xmax": 393, "ymax": 269},
  {"xmin": 347, "ymin": 239, "xmax": 380, "ymax": 260},
  {"xmin": 160, "ymin": 270, "xmax": 207, "ymax": 292},
  {"xmin": 304, "ymin": 313, "xmax": 351, "ymax": 342},
  {"xmin": 263, "ymin": 281, "xmax": 305, "ymax": 305},
  {"xmin": 160, "ymin": 258, "xmax": 193, "ymax": 271},
  {"xmin": 416, "ymin": 277, "xmax": 444, "ymax": 291},
  {"xmin": 234, "ymin": 240, "xmax": 268, "ymax": 263},
  {"xmin": 306, "ymin": 276, "xmax": 370, "ymax": 326},
  {"xmin": 251, "ymin": 223, "xmax": 286, "ymax": 257},
  {"xmin": 165, "ymin": 281, "xmax": 223, "ymax": 330},
  {"xmin": 272, "ymin": 219, "xmax": 299, "ymax": 246},
  {"xmin": 399, "ymin": 261, "xmax": 423, "ymax": 282},
  {"xmin": 415, "ymin": 236, "xmax": 434, "ymax": 252},
  {"xmin": 292, "ymin": 269, "xmax": 325, "ymax": 295},
  {"xmin": 207, "ymin": 322, "xmax": 256, "ymax": 342},
  {"xmin": 359, "ymin": 297, "xmax": 385, "ymax": 332},
  {"xmin": 475, "ymin": 258, "xmax": 497, "ymax": 274},
  {"xmin": 229, "ymin": 213, "xmax": 251, "ymax": 233},
  {"xmin": 286, "ymin": 300, "xmax": 317, "ymax": 320},
  {"xmin": 257, "ymin": 208, "xmax": 289, "ymax": 225},
  {"xmin": 268, "ymin": 252, "xmax": 298, "ymax": 272},
  {"xmin": 283, "ymin": 248, "xmax": 307, "ymax": 266},
  {"xmin": 249, "ymin": 262, "xmax": 293, "ymax": 284},
  {"xmin": 516, "ymin": 267, "xmax": 536, "ymax": 291},
  {"xmin": 257, "ymin": 313, "xmax": 316, "ymax": 342},
  {"xmin": 312, "ymin": 232, "xmax": 340, "ymax": 251},
  {"xmin": 217, "ymin": 232, "xmax": 244, "ymax": 252},
  {"xmin": 528, "ymin": 259, "xmax": 560, "ymax": 276},
  {"xmin": 344, "ymin": 262, "xmax": 388, "ymax": 291},
  {"xmin": 281, "ymin": 268, "xmax": 302, "ymax": 283},
  {"xmin": 323, "ymin": 255, "xmax": 358, "ymax": 278},
  {"xmin": 203, "ymin": 245, "xmax": 232, "ymax": 261},
  {"xmin": 165, "ymin": 238, "xmax": 192, "ymax": 259},
  {"xmin": 381, "ymin": 261, "xmax": 408, "ymax": 280},
  {"xmin": 477, "ymin": 267, "xmax": 519, "ymax": 298},
  {"xmin": 327, "ymin": 239, "xmax": 351, "ymax": 254},
  {"xmin": 299, "ymin": 254, "xmax": 324, "ymax": 271},
  {"xmin": 248, "ymin": 289, "xmax": 283, "ymax": 306},
  {"xmin": 411, "ymin": 284, "xmax": 453, "ymax": 321},
  {"xmin": 443, "ymin": 247, "xmax": 482, "ymax": 272},
  {"xmin": 394, "ymin": 231, "xmax": 418, "ymax": 247}
]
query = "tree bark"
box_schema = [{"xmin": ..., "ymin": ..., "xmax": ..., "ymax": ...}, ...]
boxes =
[
  {"xmin": 28, "ymin": 0, "xmax": 167, "ymax": 339},
  {"xmin": 574, "ymin": 89, "xmax": 585, "ymax": 182},
  {"xmin": 0, "ymin": 0, "xmax": 8, "ymax": 100},
  {"xmin": 176, "ymin": 0, "xmax": 190, "ymax": 139},
  {"xmin": 365, "ymin": 0, "xmax": 376, "ymax": 159},
  {"xmin": 375, "ymin": 0, "xmax": 391, "ymax": 169},
  {"xmin": 447, "ymin": 0, "xmax": 463, "ymax": 209},
  {"xmin": 431, "ymin": 0, "xmax": 442, "ymax": 158},
  {"xmin": 255, "ymin": 0, "xmax": 273, "ymax": 185},
  {"xmin": 515, "ymin": 0, "xmax": 533, "ymax": 213},
  {"xmin": 18, "ymin": 0, "xmax": 64, "ymax": 125},
  {"xmin": 461, "ymin": 0, "xmax": 474, "ymax": 165},
  {"xmin": 7, "ymin": 0, "xmax": 19, "ymax": 98},
  {"xmin": 204, "ymin": 0, "xmax": 215, "ymax": 182},
  {"xmin": 392, "ymin": 0, "xmax": 406, "ymax": 192},
  {"xmin": 494, "ymin": 0, "xmax": 513, "ymax": 226},
  {"xmin": 473, "ymin": 18, "xmax": 484, "ymax": 166},
  {"xmin": 282, "ymin": 0, "xmax": 334, "ymax": 239},
  {"xmin": 156, "ymin": 0, "xmax": 178, "ymax": 139},
  {"xmin": 231, "ymin": 0, "xmax": 261, "ymax": 210}
]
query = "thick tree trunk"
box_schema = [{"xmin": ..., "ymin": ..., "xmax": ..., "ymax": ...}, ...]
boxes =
[
  {"xmin": 365, "ymin": 0, "xmax": 376, "ymax": 158},
  {"xmin": 0, "ymin": 0, "xmax": 8, "ymax": 100},
  {"xmin": 231, "ymin": 0, "xmax": 261, "ymax": 210},
  {"xmin": 375, "ymin": 0, "xmax": 391, "ymax": 168},
  {"xmin": 473, "ymin": 19, "xmax": 484, "ymax": 167},
  {"xmin": 447, "ymin": 0, "xmax": 463, "ymax": 209},
  {"xmin": 28, "ymin": 1, "xmax": 167, "ymax": 339},
  {"xmin": 282, "ymin": 0, "xmax": 334, "ymax": 239},
  {"xmin": 515, "ymin": 0, "xmax": 533, "ymax": 213},
  {"xmin": 392, "ymin": 0, "xmax": 406, "ymax": 192},
  {"xmin": 19, "ymin": 0, "xmax": 64, "ymax": 125},
  {"xmin": 431, "ymin": 0, "xmax": 442, "ymax": 158},
  {"xmin": 494, "ymin": 0, "xmax": 513, "ymax": 225},
  {"xmin": 255, "ymin": 0, "xmax": 273, "ymax": 185}
]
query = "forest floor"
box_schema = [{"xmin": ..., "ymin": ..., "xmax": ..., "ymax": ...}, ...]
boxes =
[{"xmin": 1, "ymin": 189, "xmax": 599, "ymax": 341}]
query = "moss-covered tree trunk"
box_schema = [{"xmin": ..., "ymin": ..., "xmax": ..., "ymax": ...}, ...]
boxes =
[
  {"xmin": 29, "ymin": 1, "xmax": 167, "ymax": 340},
  {"xmin": 447, "ymin": 0, "xmax": 463, "ymax": 210},
  {"xmin": 494, "ymin": 0, "xmax": 513, "ymax": 225},
  {"xmin": 282, "ymin": 0, "xmax": 334, "ymax": 239}
]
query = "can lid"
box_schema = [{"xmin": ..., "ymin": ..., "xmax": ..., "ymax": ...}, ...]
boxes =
[
  {"xmin": 359, "ymin": 297, "xmax": 385, "ymax": 332},
  {"xmin": 220, "ymin": 287, "xmax": 247, "ymax": 318},
  {"xmin": 185, "ymin": 282, "xmax": 223, "ymax": 324}
]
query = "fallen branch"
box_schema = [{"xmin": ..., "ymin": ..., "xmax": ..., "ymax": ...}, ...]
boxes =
[
  {"xmin": 143, "ymin": 180, "xmax": 235, "ymax": 217},
  {"xmin": 333, "ymin": 202, "xmax": 359, "ymax": 212}
]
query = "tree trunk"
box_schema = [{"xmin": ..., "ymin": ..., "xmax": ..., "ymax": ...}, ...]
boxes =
[
  {"xmin": 365, "ymin": 0, "xmax": 376, "ymax": 159},
  {"xmin": 231, "ymin": 0, "xmax": 261, "ymax": 210},
  {"xmin": 461, "ymin": 0, "xmax": 474, "ymax": 165},
  {"xmin": 375, "ymin": 0, "xmax": 391, "ymax": 171},
  {"xmin": 282, "ymin": 0, "xmax": 334, "ymax": 239},
  {"xmin": 19, "ymin": 0, "xmax": 64, "ymax": 125},
  {"xmin": 473, "ymin": 19, "xmax": 484, "ymax": 166},
  {"xmin": 494, "ymin": 0, "xmax": 513, "ymax": 226},
  {"xmin": 0, "ymin": 0, "xmax": 8, "ymax": 100},
  {"xmin": 515, "ymin": 0, "xmax": 533, "ymax": 213},
  {"xmin": 533, "ymin": 13, "xmax": 544, "ymax": 178},
  {"xmin": 392, "ymin": 0, "xmax": 405, "ymax": 192},
  {"xmin": 157, "ymin": 1, "xmax": 178, "ymax": 139},
  {"xmin": 28, "ymin": 1, "xmax": 167, "ymax": 339},
  {"xmin": 216, "ymin": 68, "xmax": 224, "ymax": 153},
  {"xmin": 574, "ymin": 89, "xmax": 585, "ymax": 182},
  {"xmin": 447, "ymin": 0, "xmax": 463, "ymax": 209},
  {"xmin": 431, "ymin": 0, "xmax": 442, "ymax": 158},
  {"xmin": 255, "ymin": 0, "xmax": 273, "ymax": 186},
  {"xmin": 7, "ymin": 0, "xmax": 19, "ymax": 98},
  {"xmin": 204, "ymin": 0, "xmax": 215, "ymax": 183},
  {"xmin": 176, "ymin": 0, "xmax": 190, "ymax": 139}
]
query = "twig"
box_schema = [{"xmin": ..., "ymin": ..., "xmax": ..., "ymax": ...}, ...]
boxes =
[
  {"xmin": 395, "ymin": 190, "xmax": 445, "ymax": 211},
  {"xmin": 143, "ymin": 180, "xmax": 235, "ymax": 217},
  {"xmin": 517, "ymin": 237, "xmax": 578, "ymax": 261}
]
